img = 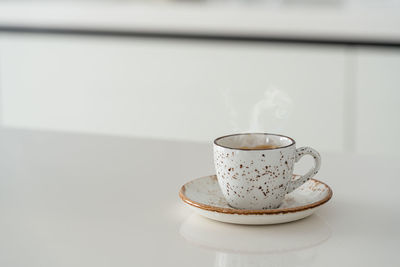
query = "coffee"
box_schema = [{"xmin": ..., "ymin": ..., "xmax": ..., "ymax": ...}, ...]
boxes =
[{"xmin": 239, "ymin": 144, "xmax": 280, "ymax": 150}]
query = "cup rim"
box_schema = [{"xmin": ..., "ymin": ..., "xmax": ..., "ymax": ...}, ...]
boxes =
[{"xmin": 213, "ymin": 133, "xmax": 296, "ymax": 151}]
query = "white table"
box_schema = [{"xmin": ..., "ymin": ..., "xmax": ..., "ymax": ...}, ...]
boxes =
[{"xmin": 0, "ymin": 127, "xmax": 399, "ymax": 266}]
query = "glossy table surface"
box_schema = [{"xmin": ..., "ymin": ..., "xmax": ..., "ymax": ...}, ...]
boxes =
[{"xmin": 0, "ymin": 127, "xmax": 399, "ymax": 266}]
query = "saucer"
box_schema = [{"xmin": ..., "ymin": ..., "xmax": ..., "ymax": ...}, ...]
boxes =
[{"xmin": 179, "ymin": 175, "xmax": 332, "ymax": 225}]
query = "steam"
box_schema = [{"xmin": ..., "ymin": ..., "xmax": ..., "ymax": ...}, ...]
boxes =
[
  {"xmin": 220, "ymin": 86, "xmax": 293, "ymax": 134},
  {"xmin": 249, "ymin": 87, "xmax": 293, "ymax": 133}
]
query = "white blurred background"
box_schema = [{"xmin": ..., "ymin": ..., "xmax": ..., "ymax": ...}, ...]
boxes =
[{"xmin": 0, "ymin": 0, "xmax": 399, "ymax": 157}]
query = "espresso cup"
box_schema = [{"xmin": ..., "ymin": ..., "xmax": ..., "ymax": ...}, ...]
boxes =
[{"xmin": 213, "ymin": 133, "xmax": 321, "ymax": 209}]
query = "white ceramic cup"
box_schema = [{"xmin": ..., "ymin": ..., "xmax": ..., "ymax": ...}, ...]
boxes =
[{"xmin": 213, "ymin": 133, "xmax": 321, "ymax": 209}]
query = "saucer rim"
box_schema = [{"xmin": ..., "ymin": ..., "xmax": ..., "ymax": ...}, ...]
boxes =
[{"xmin": 179, "ymin": 175, "xmax": 333, "ymax": 215}]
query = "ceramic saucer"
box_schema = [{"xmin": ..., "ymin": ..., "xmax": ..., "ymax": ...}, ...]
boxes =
[{"xmin": 179, "ymin": 175, "xmax": 332, "ymax": 225}]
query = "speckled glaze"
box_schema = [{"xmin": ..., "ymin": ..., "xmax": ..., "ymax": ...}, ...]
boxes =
[
  {"xmin": 179, "ymin": 175, "xmax": 332, "ymax": 225},
  {"xmin": 214, "ymin": 133, "xmax": 321, "ymax": 209}
]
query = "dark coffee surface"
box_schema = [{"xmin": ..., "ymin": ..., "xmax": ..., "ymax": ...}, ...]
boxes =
[{"xmin": 238, "ymin": 144, "xmax": 280, "ymax": 150}]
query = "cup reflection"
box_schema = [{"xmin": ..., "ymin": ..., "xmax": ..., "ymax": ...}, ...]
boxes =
[{"xmin": 180, "ymin": 214, "xmax": 331, "ymax": 267}]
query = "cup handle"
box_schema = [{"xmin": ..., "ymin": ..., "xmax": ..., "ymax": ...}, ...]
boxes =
[{"xmin": 287, "ymin": 147, "xmax": 321, "ymax": 194}]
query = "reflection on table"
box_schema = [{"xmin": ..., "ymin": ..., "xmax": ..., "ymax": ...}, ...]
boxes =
[{"xmin": 180, "ymin": 214, "xmax": 331, "ymax": 267}]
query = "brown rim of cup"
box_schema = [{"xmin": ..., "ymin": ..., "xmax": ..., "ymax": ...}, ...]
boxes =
[{"xmin": 213, "ymin": 133, "xmax": 296, "ymax": 151}]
